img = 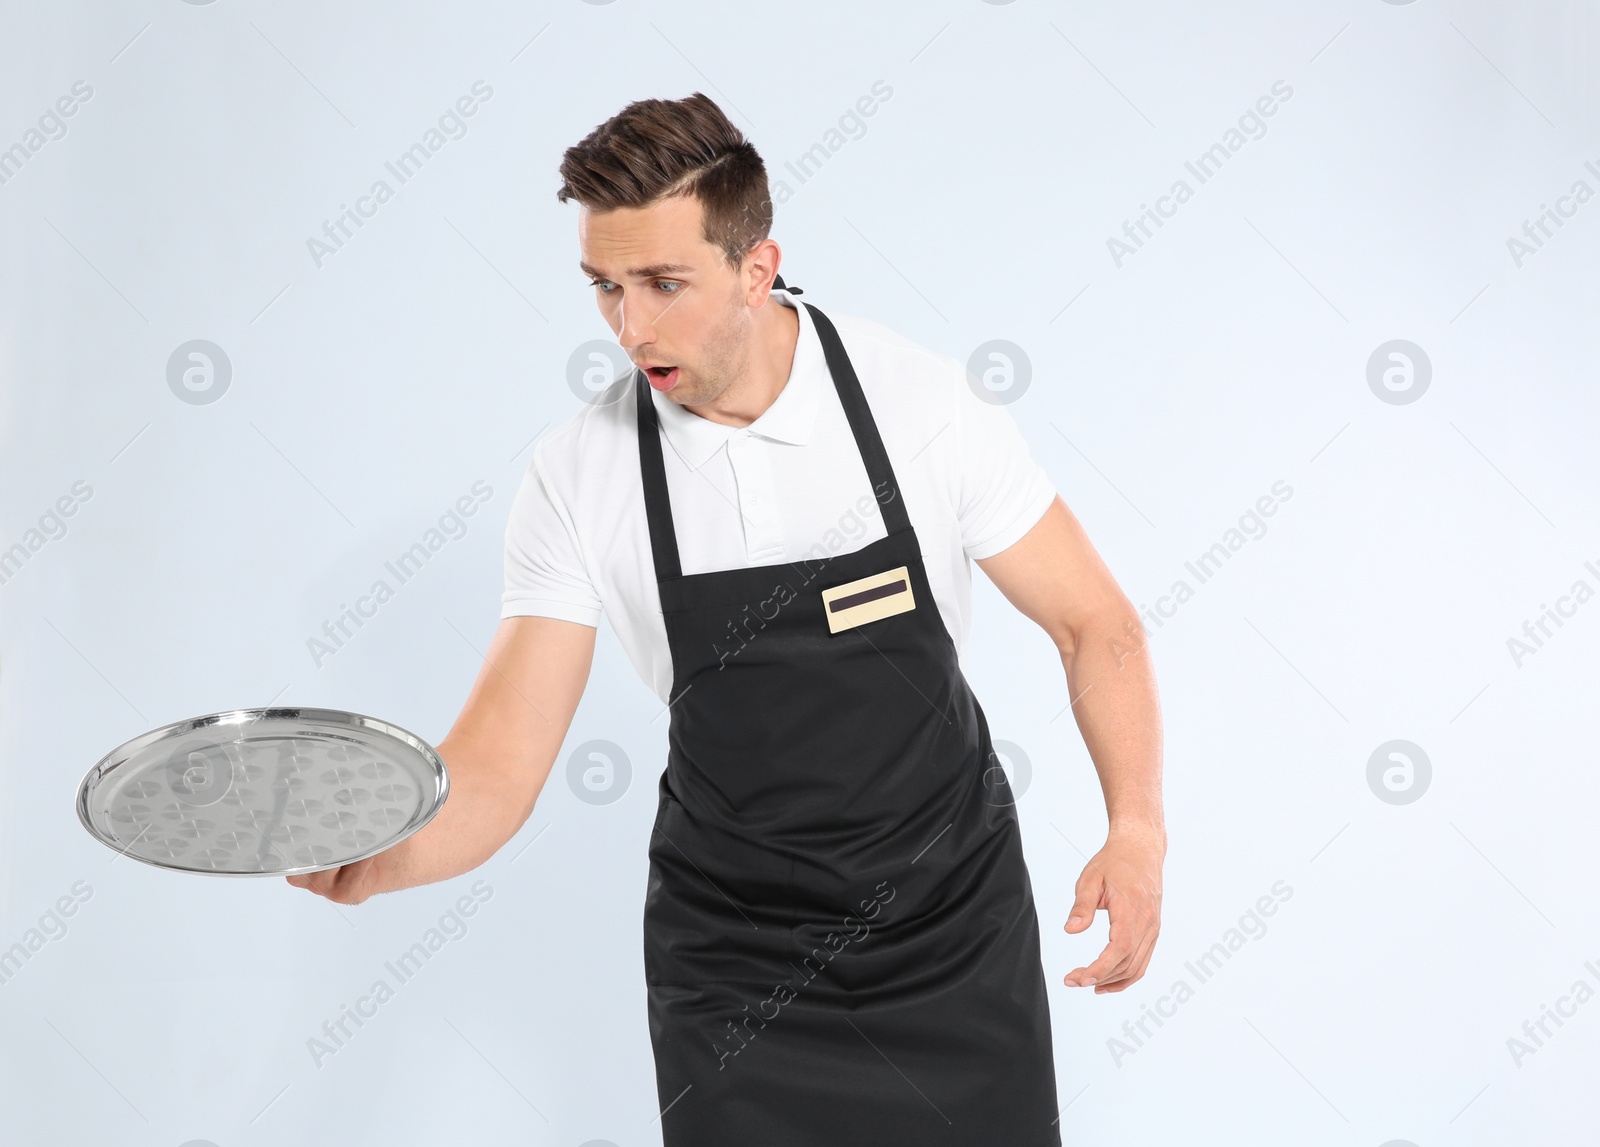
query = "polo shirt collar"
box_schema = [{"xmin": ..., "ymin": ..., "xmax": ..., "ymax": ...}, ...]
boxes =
[{"xmin": 649, "ymin": 289, "xmax": 822, "ymax": 472}]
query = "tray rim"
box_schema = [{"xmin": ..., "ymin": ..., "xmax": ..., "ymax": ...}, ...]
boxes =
[{"xmin": 75, "ymin": 706, "xmax": 450, "ymax": 878}]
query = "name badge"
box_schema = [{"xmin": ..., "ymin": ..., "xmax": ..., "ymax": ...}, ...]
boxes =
[{"xmin": 820, "ymin": 566, "xmax": 916, "ymax": 634}]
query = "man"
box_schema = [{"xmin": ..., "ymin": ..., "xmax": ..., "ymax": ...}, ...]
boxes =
[{"xmin": 290, "ymin": 91, "xmax": 1165, "ymax": 1144}]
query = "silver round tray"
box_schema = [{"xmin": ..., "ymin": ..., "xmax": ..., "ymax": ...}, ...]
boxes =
[{"xmin": 76, "ymin": 707, "xmax": 449, "ymax": 877}]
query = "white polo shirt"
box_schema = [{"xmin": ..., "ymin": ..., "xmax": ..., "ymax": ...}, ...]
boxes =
[{"xmin": 500, "ymin": 288, "xmax": 1056, "ymax": 704}]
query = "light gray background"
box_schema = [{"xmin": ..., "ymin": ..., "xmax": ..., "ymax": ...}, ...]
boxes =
[{"xmin": 3, "ymin": 1, "xmax": 1597, "ymax": 1144}]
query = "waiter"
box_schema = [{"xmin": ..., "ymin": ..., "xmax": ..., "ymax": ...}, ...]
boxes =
[{"xmin": 289, "ymin": 92, "xmax": 1165, "ymax": 1144}]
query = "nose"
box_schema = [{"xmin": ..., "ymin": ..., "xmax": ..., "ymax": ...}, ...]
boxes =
[{"xmin": 614, "ymin": 292, "xmax": 655, "ymax": 358}]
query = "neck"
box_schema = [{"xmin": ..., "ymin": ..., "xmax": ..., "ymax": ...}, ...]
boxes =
[{"xmin": 682, "ymin": 296, "xmax": 801, "ymax": 428}]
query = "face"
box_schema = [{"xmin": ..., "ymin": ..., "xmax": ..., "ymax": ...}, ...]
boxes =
[{"xmin": 579, "ymin": 194, "xmax": 754, "ymax": 405}]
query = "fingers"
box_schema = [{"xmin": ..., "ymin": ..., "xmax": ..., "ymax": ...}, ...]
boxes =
[
  {"xmin": 283, "ymin": 864, "xmax": 369, "ymax": 905},
  {"xmin": 1064, "ymin": 869, "xmax": 1102, "ymax": 936},
  {"xmin": 1065, "ymin": 938, "xmax": 1132, "ymax": 989},
  {"xmin": 1063, "ymin": 868, "xmax": 1108, "ymax": 984},
  {"xmin": 1065, "ymin": 877, "xmax": 1160, "ymax": 990},
  {"xmin": 1089, "ymin": 926, "xmax": 1160, "ymax": 994},
  {"xmin": 305, "ymin": 870, "xmax": 334, "ymax": 896}
]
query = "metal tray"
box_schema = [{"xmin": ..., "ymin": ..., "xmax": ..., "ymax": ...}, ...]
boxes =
[{"xmin": 76, "ymin": 707, "xmax": 449, "ymax": 877}]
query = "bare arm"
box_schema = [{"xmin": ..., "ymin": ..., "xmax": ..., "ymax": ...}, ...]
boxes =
[
  {"xmin": 287, "ymin": 614, "xmax": 596, "ymax": 904},
  {"xmin": 975, "ymin": 494, "xmax": 1165, "ymax": 992}
]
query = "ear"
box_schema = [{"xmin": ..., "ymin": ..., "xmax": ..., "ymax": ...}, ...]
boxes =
[{"xmin": 742, "ymin": 238, "xmax": 784, "ymax": 305}]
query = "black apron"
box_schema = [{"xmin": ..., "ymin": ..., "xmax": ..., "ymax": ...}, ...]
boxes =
[{"xmin": 636, "ymin": 286, "xmax": 1061, "ymax": 1145}]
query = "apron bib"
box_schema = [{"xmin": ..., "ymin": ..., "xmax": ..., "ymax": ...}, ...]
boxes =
[{"xmin": 636, "ymin": 295, "xmax": 1060, "ymax": 1145}]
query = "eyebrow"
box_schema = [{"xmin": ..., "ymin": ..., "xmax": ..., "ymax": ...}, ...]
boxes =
[{"xmin": 579, "ymin": 261, "xmax": 695, "ymax": 280}]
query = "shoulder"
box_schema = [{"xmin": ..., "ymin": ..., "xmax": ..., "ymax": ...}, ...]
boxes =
[
  {"xmin": 813, "ymin": 303, "xmax": 952, "ymax": 369},
  {"xmin": 808, "ymin": 303, "xmax": 961, "ymax": 399},
  {"xmin": 807, "ymin": 303, "xmax": 965, "ymax": 442},
  {"xmin": 526, "ymin": 372, "xmax": 640, "ymax": 496}
]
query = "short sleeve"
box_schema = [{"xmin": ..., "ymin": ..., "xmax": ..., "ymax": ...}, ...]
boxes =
[
  {"xmin": 954, "ymin": 365, "xmax": 1057, "ymax": 560},
  {"xmin": 500, "ymin": 441, "xmax": 603, "ymax": 627}
]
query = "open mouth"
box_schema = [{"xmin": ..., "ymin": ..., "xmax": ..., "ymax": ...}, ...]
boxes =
[{"xmin": 644, "ymin": 365, "xmax": 680, "ymax": 391}]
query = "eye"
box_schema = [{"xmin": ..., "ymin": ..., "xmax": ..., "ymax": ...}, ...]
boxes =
[
  {"xmin": 655, "ymin": 280, "xmax": 683, "ymax": 293},
  {"xmin": 587, "ymin": 278, "xmax": 615, "ymax": 294}
]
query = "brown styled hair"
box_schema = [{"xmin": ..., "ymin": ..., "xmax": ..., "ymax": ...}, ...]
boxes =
[{"xmin": 556, "ymin": 92, "xmax": 771, "ymax": 269}]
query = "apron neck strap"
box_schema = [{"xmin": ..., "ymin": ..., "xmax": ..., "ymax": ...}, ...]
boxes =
[
  {"xmin": 802, "ymin": 300, "xmax": 911, "ymax": 534},
  {"xmin": 635, "ymin": 300, "xmax": 912, "ymax": 585}
]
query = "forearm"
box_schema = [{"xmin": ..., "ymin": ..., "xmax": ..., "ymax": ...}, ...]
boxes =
[
  {"xmin": 371, "ymin": 729, "xmax": 552, "ymax": 894},
  {"xmin": 286, "ymin": 617, "xmax": 594, "ymax": 906},
  {"xmin": 1059, "ymin": 607, "xmax": 1166, "ymax": 850}
]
